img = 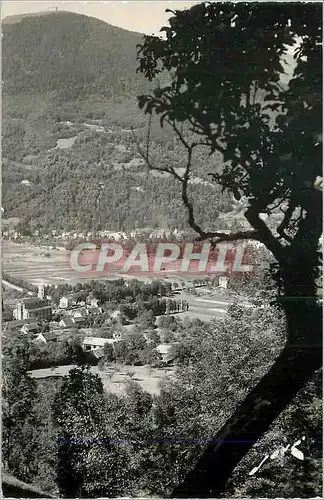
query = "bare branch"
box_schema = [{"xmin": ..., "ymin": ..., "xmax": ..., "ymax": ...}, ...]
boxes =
[
  {"xmin": 131, "ymin": 124, "xmax": 184, "ymax": 181},
  {"xmin": 195, "ymin": 229, "xmax": 260, "ymax": 243},
  {"xmin": 133, "ymin": 117, "xmax": 280, "ymax": 253}
]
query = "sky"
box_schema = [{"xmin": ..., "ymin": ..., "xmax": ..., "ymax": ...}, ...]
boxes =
[{"xmin": 1, "ymin": 1, "xmax": 198, "ymax": 35}]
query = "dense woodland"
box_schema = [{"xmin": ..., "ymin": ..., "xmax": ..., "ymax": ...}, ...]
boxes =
[
  {"xmin": 2, "ymin": 264, "xmax": 322, "ymax": 497},
  {"xmin": 3, "ymin": 305, "xmax": 322, "ymax": 497},
  {"xmin": 2, "ymin": 12, "xmax": 149, "ymax": 98},
  {"xmin": 2, "ymin": 11, "xmax": 232, "ymax": 233}
]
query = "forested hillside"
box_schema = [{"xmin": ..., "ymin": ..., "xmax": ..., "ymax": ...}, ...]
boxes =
[
  {"xmin": 2, "ymin": 11, "xmax": 149, "ymax": 99},
  {"xmin": 2, "ymin": 11, "xmax": 231, "ymax": 232}
]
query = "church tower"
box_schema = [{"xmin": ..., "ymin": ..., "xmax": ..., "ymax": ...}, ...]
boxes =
[{"xmin": 38, "ymin": 283, "xmax": 45, "ymax": 300}]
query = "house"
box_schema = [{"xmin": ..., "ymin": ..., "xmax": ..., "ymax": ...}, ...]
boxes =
[
  {"xmin": 49, "ymin": 321, "xmax": 61, "ymax": 330},
  {"xmin": 14, "ymin": 299, "xmax": 52, "ymax": 321},
  {"xmin": 32, "ymin": 332, "xmax": 58, "ymax": 345},
  {"xmin": 82, "ymin": 336, "xmax": 116, "ymax": 352},
  {"xmin": 155, "ymin": 344, "xmax": 175, "ymax": 364},
  {"xmin": 21, "ymin": 323, "xmax": 41, "ymax": 335},
  {"xmin": 88, "ymin": 306, "xmax": 102, "ymax": 315},
  {"xmin": 74, "ymin": 308, "xmax": 89, "ymax": 318},
  {"xmin": 73, "ymin": 316, "xmax": 87, "ymax": 327},
  {"xmin": 112, "ymin": 331, "xmax": 122, "ymax": 341},
  {"xmin": 59, "ymin": 317, "xmax": 75, "ymax": 329},
  {"xmin": 218, "ymin": 276, "xmax": 228, "ymax": 289},
  {"xmin": 110, "ymin": 309, "xmax": 121, "ymax": 320},
  {"xmin": 59, "ymin": 296, "xmax": 73, "ymax": 309},
  {"xmin": 7, "ymin": 318, "xmax": 40, "ymax": 331},
  {"xmin": 91, "ymin": 347, "xmax": 105, "ymax": 359},
  {"xmin": 90, "ymin": 298, "xmax": 99, "ymax": 308}
]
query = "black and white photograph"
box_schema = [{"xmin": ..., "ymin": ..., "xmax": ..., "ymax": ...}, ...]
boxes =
[{"xmin": 1, "ymin": 1, "xmax": 322, "ymax": 498}]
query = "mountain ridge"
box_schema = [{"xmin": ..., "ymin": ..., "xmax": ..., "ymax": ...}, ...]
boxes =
[{"xmin": 2, "ymin": 11, "xmax": 149, "ymax": 99}]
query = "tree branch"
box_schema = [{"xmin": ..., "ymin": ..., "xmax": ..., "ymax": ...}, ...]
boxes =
[{"xmin": 245, "ymin": 205, "xmax": 285, "ymax": 260}]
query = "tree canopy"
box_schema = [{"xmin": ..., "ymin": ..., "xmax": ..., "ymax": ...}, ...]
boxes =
[
  {"xmin": 136, "ymin": 2, "xmax": 322, "ymax": 496},
  {"xmin": 137, "ymin": 1, "xmax": 322, "ymax": 257}
]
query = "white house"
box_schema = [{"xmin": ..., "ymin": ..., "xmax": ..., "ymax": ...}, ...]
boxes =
[
  {"xmin": 218, "ymin": 276, "xmax": 228, "ymax": 289},
  {"xmin": 82, "ymin": 336, "xmax": 116, "ymax": 352},
  {"xmin": 90, "ymin": 298, "xmax": 99, "ymax": 308},
  {"xmin": 155, "ymin": 344, "xmax": 175, "ymax": 364},
  {"xmin": 21, "ymin": 323, "xmax": 41, "ymax": 335},
  {"xmin": 59, "ymin": 296, "xmax": 73, "ymax": 309},
  {"xmin": 32, "ymin": 332, "xmax": 58, "ymax": 344},
  {"xmin": 59, "ymin": 317, "xmax": 75, "ymax": 329}
]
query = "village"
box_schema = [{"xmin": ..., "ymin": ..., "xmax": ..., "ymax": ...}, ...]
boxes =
[{"xmin": 3, "ymin": 274, "xmax": 235, "ymax": 381}]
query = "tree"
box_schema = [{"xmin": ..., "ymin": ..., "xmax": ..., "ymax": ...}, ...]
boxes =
[
  {"xmin": 135, "ymin": 309, "xmax": 156, "ymax": 329},
  {"xmin": 137, "ymin": 3, "xmax": 322, "ymax": 496},
  {"xmin": 103, "ymin": 342, "xmax": 115, "ymax": 363},
  {"xmin": 2, "ymin": 337, "xmax": 39, "ymax": 482},
  {"xmin": 52, "ymin": 366, "xmax": 129, "ymax": 497}
]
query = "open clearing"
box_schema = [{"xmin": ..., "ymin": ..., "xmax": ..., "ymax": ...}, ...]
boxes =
[{"xmin": 30, "ymin": 363, "xmax": 175, "ymax": 395}]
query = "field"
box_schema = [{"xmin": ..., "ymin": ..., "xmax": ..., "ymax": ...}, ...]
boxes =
[
  {"xmin": 3, "ymin": 240, "xmax": 206, "ymax": 285},
  {"xmin": 30, "ymin": 363, "xmax": 175, "ymax": 395},
  {"xmin": 3, "ymin": 240, "xmax": 233, "ymax": 319},
  {"xmin": 3, "ymin": 240, "xmax": 103, "ymax": 286}
]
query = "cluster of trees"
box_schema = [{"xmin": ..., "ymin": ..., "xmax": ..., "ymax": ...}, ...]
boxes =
[
  {"xmin": 136, "ymin": 2, "xmax": 322, "ymax": 496},
  {"xmin": 2, "ymin": 303, "xmax": 321, "ymax": 498},
  {"xmin": 2, "ymin": 333, "xmax": 87, "ymax": 371},
  {"xmin": 2, "ymin": 273, "xmax": 38, "ymax": 293},
  {"xmin": 2, "ymin": 11, "xmax": 233, "ymax": 234},
  {"xmin": 2, "ymin": 127, "xmax": 229, "ymax": 232},
  {"xmin": 102, "ymin": 330, "xmax": 162, "ymax": 367},
  {"xmin": 47, "ymin": 278, "xmax": 171, "ymax": 305}
]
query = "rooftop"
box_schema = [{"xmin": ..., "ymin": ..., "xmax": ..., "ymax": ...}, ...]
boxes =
[{"xmin": 83, "ymin": 336, "xmax": 112, "ymax": 347}]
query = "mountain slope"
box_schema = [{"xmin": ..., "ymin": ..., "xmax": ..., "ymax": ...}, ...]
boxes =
[
  {"xmin": 2, "ymin": 11, "xmax": 231, "ymax": 233},
  {"xmin": 2, "ymin": 11, "xmax": 149, "ymax": 99}
]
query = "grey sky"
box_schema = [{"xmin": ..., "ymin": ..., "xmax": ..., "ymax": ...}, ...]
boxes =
[{"xmin": 1, "ymin": 1, "xmax": 197, "ymax": 35}]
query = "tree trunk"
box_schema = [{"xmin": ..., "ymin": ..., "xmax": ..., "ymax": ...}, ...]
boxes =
[{"xmin": 172, "ymin": 287, "xmax": 322, "ymax": 497}]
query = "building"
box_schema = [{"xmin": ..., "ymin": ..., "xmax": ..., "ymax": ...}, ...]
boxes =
[
  {"xmin": 38, "ymin": 283, "xmax": 45, "ymax": 300},
  {"xmin": 32, "ymin": 332, "xmax": 58, "ymax": 345},
  {"xmin": 73, "ymin": 316, "xmax": 87, "ymax": 328},
  {"xmin": 219, "ymin": 276, "xmax": 228, "ymax": 289},
  {"xmin": 88, "ymin": 306, "xmax": 102, "ymax": 315},
  {"xmin": 59, "ymin": 296, "xmax": 73, "ymax": 309},
  {"xmin": 21, "ymin": 323, "xmax": 41, "ymax": 335},
  {"xmin": 155, "ymin": 344, "xmax": 175, "ymax": 364},
  {"xmin": 90, "ymin": 298, "xmax": 100, "ymax": 308},
  {"xmin": 82, "ymin": 336, "xmax": 116, "ymax": 352},
  {"xmin": 59, "ymin": 317, "xmax": 75, "ymax": 329},
  {"xmin": 14, "ymin": 299, "xmax": 52, "ymax": 321},
  {"xmin": 74, "ymin": 308, "xmax": 89, "ymax": 317}
]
